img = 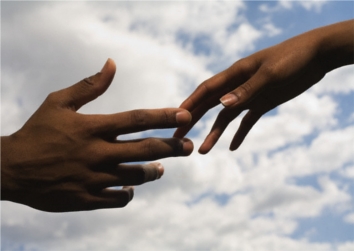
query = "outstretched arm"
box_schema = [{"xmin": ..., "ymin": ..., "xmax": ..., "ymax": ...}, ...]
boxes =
[
  {"xmin": 1, "ymin": 59, "xmax": 194, "ymax": 212},
  {"xmin": 174, "ymin": 19, "xmax": 354, "ymax": 153}
]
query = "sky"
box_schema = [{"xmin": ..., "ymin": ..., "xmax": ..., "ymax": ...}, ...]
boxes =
[{"xmin": 1, "ymin": 1, "xmax": 354, "ymax": 251}]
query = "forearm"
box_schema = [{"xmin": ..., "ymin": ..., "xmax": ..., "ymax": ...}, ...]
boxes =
[{"xmin": 316, "ymin": 19, "xmax": 354, "ymax": 72}]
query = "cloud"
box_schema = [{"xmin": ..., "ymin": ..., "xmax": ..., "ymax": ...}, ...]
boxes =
[
  {"xmin": 344, "ymin": 213, "xmax": 354, "ymax": 224},
  {"xmin": 310, "ymin": 65, "xmax": 354, "ymax": 95},
  {"xmin": 339, "ymin": 165, "xmax": 354, "ymax": 180},
  {"xmin": 262, "ymin": 22, "xmax": 282, "ymax": 37},
  {"xmin": 260, "ymin": 0, "xmax": 329, "ymax": 13},
  {"xmin": 337, "ymin": 242, "xmax": 354, "ymax": 251},
  {"xmin": 1, "ymin": 1, "xmax": 353, "ymax": 251}
]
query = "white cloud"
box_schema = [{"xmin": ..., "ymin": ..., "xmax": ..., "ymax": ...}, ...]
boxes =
[
  {"xmin": 1, "ymin": 1, "xmax": 353, "ymax": 251},
  {"xmin": 260, "ymin": 0, "xmax": 329, "ymax": 13},
  {"xmin": 310, "ymin": 65, "xmax": 354, "ymax": 95},
  {"xmin": 339, "ymin": 165, "xmax": 354, "ymax": 180},
  {"xmin": 344, "ymin": 213, "xmax": 354, "ymax": 224},
  {"xmin": 337, "ymin": 242, "xmax": 354, "ymax": 251},
  {"xmin": 263, "ymin": 22, "xmax": 282, "ymax": 37},
  {"xmin": 280, "ymin": 0, "xmax": 329, "ymax": 12},
  {"xmin": 297, "ymin": 0, "xmax": 329, "ymax": 12}
]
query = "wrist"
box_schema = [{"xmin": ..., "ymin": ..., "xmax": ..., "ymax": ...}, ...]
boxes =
[
  {"xmin": 316, "ymin": 19, "xmax": 354, "ymax": 73},
  {"xmin": 1, "ymin": 135, "xmax": 22, "ymax": 202}
]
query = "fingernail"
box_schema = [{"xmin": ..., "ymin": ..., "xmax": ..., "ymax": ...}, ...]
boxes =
[
  {"xmin": 144, "ymin": 162, "xmax": 164, "ymax": 182},
  {"xmin": 182, "ymin": 139, "xmax": 194, "ymax": 155},
  {"xmin": 220, "ymin": 93, "xmax": 238, "ymax": 107},
  {"xmin": 176, "ymin": 110, "xmax": 192, "ymax": 124},
  {"xmin": 155, "ymin": 162, "xmax": 165, "ymax": 179},
  {"xmin": 157, "ymin": 163, "xmax": 164, "ymax": 179}
]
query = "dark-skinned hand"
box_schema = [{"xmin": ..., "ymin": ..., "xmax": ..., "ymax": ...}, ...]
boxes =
[{"xmin": 1, "ymin": 59, "xmax": 193, "ymax": 212}]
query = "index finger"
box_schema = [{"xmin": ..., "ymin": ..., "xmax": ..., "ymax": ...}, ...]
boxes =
[
  {"xmin": 179, "ymin": 71, "xmax": 231, "ymax": 111},
  {"xmin": 179, "ymin": 62, "xmax": 252, "ymax": 112}
]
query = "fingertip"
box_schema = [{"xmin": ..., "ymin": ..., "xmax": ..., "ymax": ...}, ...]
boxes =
[
  {"xmin": 122, "ymin": 186, "xmax": 134, "ymax": 202},
  {"xmin": 99, "ymin": 58, "xmax": 116, "ymax": 92},
  {"xmin": 198, "ymin": 142, "xmax": 211, "ymax": 154},
  {"xmin": 182, "ymin": 138, "xmax": 194, "ymax": 156},
  {"xmin": 176, "ymin": 110, "xmax": 192, "ymax": 125},
  {"xmin": 149, "ymin": 162, "xmax": 165, "ymax": 179},
  {"xmin": 229, "ymin": 140, "xmax": 240, "ymax": 151},
  {"xmin": 229, "ymin": 146, "xmax": 237, "ymax": 151},
  {"xmin": 157, "ymin": 163, "xmax": 164, "ymax": 178},
  {"xmin": 198, "ymin": 131, "xmax": 219, "ymax": 154},
  {"xmin": 141, "ymin": 162, "xmax": 164, "ymax": 183},
  {"xmin": 101, "ymin": 58, "xmax": 116, "ymax": 74}
]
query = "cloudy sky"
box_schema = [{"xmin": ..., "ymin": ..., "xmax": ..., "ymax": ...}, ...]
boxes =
[{"xmin": 1, "ymin": 1, "xmax": 353, "ymax": 250}]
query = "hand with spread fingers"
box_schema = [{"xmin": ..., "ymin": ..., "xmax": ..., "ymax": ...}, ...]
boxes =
[
  {"xmin": 174, "ymin": 19, "xmax": 354, "ymax": 154},
  {"xmin": 1, "ymin": 59, "xmax": 193, "ymax": 212}
]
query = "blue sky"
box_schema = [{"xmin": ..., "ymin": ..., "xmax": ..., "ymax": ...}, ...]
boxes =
[{"xmin": 1, "ymin": 1, "xmax": 354, "ymax": 251}]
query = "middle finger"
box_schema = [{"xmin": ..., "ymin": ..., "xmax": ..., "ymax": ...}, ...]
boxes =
[{"xmin": 102, "ymin": 137, "xmax": 194, "ymax": 163}]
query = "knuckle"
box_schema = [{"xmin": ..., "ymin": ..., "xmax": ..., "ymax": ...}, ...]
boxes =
[
  {"xmin": 234, "ymin": 82, "xmax": 253, "ymax": 102},
  {"xmin": 135, "ymin": 168, "xmax": 146, "ymax": 185},
  {"xmin": 233, "ymin": 58, "xmax": 249, "ymax": 72},
  {"xmin": 230, "ymin": 58, "xmax": 255, "ymax": 79},
  {"xmin": 260, "ymin": 63, "xmax": 277, "ymax": 80},
  {"xmin": 45, "ymin": 91, "xmax": 61, "ymax": 104},
  {"xmin": 162, "ymin": 110, "xmax": 173, "ymax": 125},
  {"xmin": 198, "ymin": 82, "xmax": 210, "ymax": 93},
  {"xmin": 141, "ymin": 138, "xmax": 184, "ymax": 158},
  {"xmin": 129, "ymin": 110, "xmax": 149, "ymax": 127},
  {"xmin": 170, "ymin": 139, "xmax": 184, "ymax": 157},
  {"xmin": 80, "ymin": 74, "xmax": 103, "ymax": 96},
  {"xmin": 83, "ymin": 196, "xmax": 101, "ymax": 211},
  {"xmin": 196, "ymin": 81, "xmax": 211, "ymax": 96},
  {"xmin": 240, "ymin": 82, "xmax": 253, "ymax": 94},
  {"xmin": 142, "ymin": 138, "xmax": 159, "ymax": 158}
]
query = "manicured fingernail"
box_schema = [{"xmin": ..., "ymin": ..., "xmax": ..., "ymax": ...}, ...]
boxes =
[
  {"xmin": 176, "ymin": 110, "xmax": 192, "ymax": 124},
  {"xmin": 220, "ymin": 93, "xmax": 238, "ymax": 107},
  {"xmin": 182, "ymin": 139, "xmax": 194, "ymax": 155}
]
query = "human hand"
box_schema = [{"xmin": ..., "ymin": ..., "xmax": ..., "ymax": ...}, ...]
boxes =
[
  {"xmin": 174, "ymin": 20, "xmax": 353, "ymax": 154},
  {"xmin": 1, "ymin": 59, "xmax": 193, "ymax": 212}
]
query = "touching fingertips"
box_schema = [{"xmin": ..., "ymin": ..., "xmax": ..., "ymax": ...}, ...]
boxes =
[
  {"xmin": 220, "ymin": 93, "xmax": 238, "ymax": 107},
  {"xmin": 176, "ymin": 110, "xmax": 192, "ymax": 125}
]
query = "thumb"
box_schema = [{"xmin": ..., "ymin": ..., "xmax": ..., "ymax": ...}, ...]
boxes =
[{"xmin": 60, "ymin": 58, "xmax": 116, "ymax": 111}]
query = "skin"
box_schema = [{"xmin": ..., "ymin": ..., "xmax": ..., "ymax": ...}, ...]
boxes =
[
  {"xmin": 1, "ymin": 59, "xmax": 194, "ymax": 212},
  {"xmin": 174, "ymin": 19, "xmax": 354, "ymax": 154}
]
